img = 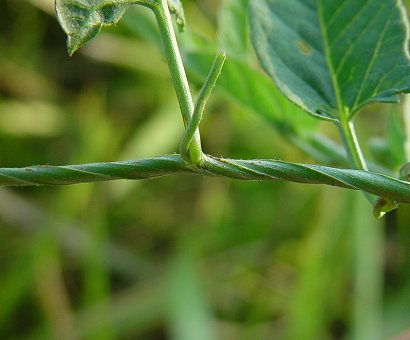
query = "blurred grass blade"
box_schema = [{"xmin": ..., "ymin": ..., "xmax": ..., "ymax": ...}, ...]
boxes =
[
  {"xmin": 0, "ymin": 256, "xmax": 33, "ymax": 329},
  {"xmin": 33, "ymin": 230, "xmax": 78, "ymax": 340},
  {"xmin": 79, "ymin": 187, "xmax": 114, "ymax": 340},
  {"xmin": 218, "ymin": 0, "xmax": 251, "ymax": 62},
  {"xmin": 249, "ymin": 0, "xmax": 410, "ymax": 121},
  {"xmin": 81, "ymin": 33, "xmax": 168, "ymax": 76},
  {"xmin": 0, "ymin": 100, "xmax": 65, "ymax": 137},
  {"xmin": 28, "ymin": 281, "xmax": 166, "ymax": 339},
  {"xmin": 404, "ymin": 95, "xmax": 410, "ymax": 161},
  {"xmin": 287, "ymin": 191, "xmax": 352, "ymax": 339},
  {"xmin": 387, "ymin": 109, "xmax": 407, "ymax": 169},
  {"xmin": 77, "ymin": 282, "xmax": 165, "ymax": 338},
  {"xmin": 167, "ymin": 241, "xmax": 215, "ymax": 340},
  {"xmin": 351, "ymin": 194, "xmax": 383, "ymax": 340}
]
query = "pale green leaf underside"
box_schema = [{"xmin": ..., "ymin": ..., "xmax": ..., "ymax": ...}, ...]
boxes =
[
  {"xmin": 56, "ymin": 0, "xmax": 133, "ymax": 55},
  {"xmin": 55, "ymin": 0, "xmax": 185, "ymax": 55},
  {"xmin": 249, "ymin": 0, "xmax": 410, "ymax": 121}
]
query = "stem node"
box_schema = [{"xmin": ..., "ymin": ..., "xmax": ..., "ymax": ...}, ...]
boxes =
[{"xmin": 180, "ymin": 53, "xmax": 226, "ymax": 167}]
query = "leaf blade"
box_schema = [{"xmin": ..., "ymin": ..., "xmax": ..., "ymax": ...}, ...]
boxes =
[
  {"xmin": 249, "ymin": 0, "xmax": 410, "ymax": 120},
  {"xmin": 55, "ymin": 0, "xmax": 130, "ymax": 55},
  {"xmin": 55, "ymin": 0, "xmax": 186, "ymax": 55}
]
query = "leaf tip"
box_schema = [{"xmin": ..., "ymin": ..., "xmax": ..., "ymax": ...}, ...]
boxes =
[
  {"xmin": 67, "ymin": 40, "xmax": 77, "ymax": 57},
  {"xmin": 65, "ymin": 24, "xmax": 102, "ymax": 57},
  {"xmin": 67, "ymin": 35, "xmax": 84, "ymax": 57}
]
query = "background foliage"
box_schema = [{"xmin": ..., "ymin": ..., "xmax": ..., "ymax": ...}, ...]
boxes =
[{"xmin": 0, "ymin": 0, "xmax": 410, "ymax": 339}]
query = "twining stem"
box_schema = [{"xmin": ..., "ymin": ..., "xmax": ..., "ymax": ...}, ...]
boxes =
[
  {"xmin": 338, "ymin": 109, "xmax": 373, "ymax": 203},
  {"xmin": 152, "ymin": 0, "xmax": 202, "ymax": 162},
  {"xmin": 180, "ymin": 53, "xmax": 226, "ymax": 165},
  {"xmin": 1, "ymin": 155, "xmax": 410, "ymax": 204}
]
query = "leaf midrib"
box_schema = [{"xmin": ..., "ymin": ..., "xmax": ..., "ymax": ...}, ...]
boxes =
[{"xmin": 317, "ymin": 0, "xmax": 344, "ymax": 119}]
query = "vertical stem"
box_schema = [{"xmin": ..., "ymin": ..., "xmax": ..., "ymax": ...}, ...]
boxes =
[
  {"xmin": 152, "ymin": 0, "xmax": 202, "ymax": 163},
  {"xmin": 180, "ymin": 53, "xmax": 226, "ymax": 165},
  {"xmin": 338, "ymin": 111, "xmax": 373, "ymax": 203},
  {"xmin": 338, "ymin": 113, "xmax": 368, "ymax": 171}
]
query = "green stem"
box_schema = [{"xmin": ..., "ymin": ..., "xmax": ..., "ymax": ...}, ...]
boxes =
[
  {"xmin": 152, "ymin": 0, "xmax": 202, "ymax": 162},
  {"xmin": 1, "ymin": 155, "xmax": 410, "ymax": 204},
  {"xmin": 180, "ymin": 53, "xmax": 226, "ymax": 165},
  {"xmin": 338, "ymin": 110, "xmax": 373, "ymax": 203},
  {"xmin": 338, "ymin": 113, "xmax": 367, "ymax": 171}
]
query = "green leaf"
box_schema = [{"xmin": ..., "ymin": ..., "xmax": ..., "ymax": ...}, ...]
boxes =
[
  {"xmin": 249, "ymin": 0, "xmax": 410, "ymax": 121},
  {"xmin": 55, "ymin": 0, "xmax": 132, "ymax": 56},
  {"xmin": 55, "ymin": 0, "xmax": 185, "ymax": 55}
]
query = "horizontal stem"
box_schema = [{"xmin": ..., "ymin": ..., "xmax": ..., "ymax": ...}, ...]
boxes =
[{"xmin": 1, "ymin": 155, "xmax": 410, "ymax": 204}]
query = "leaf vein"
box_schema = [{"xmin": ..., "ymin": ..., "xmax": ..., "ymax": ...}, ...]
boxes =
[{"xmin": 352, "ymin": 12, "xmax": 393, "ymax": 112}]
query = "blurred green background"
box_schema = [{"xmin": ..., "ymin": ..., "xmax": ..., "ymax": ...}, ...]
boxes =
[{"xmin": 1, "ymin": 0, "xmax": 410, "ymax": 339}]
